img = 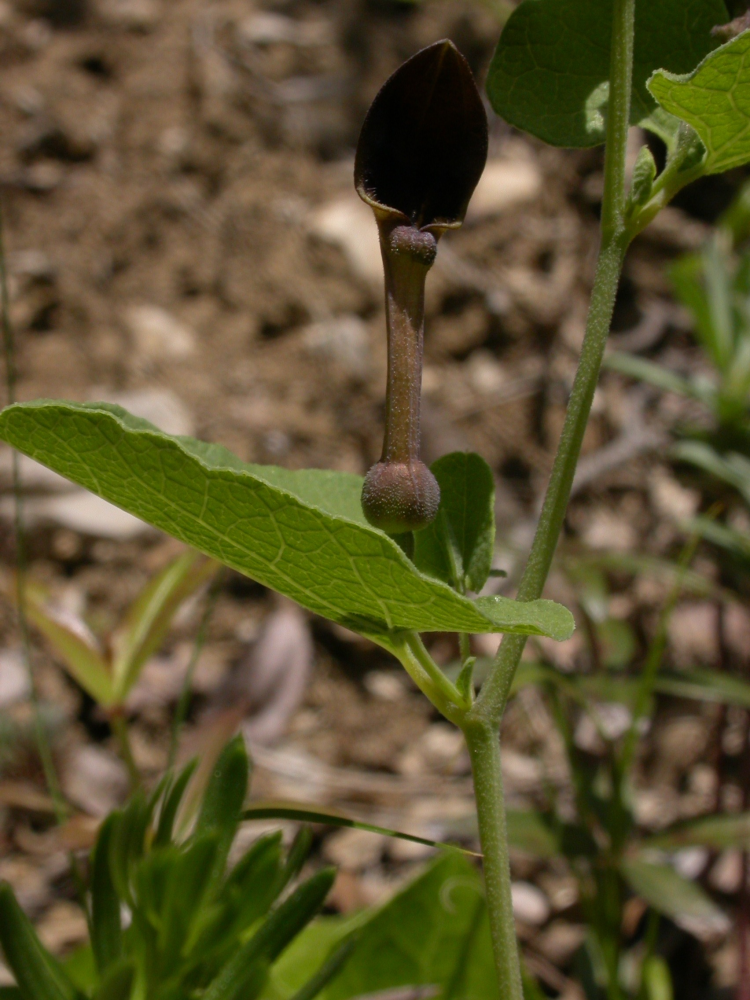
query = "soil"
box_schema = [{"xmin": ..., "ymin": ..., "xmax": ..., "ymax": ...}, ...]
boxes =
[{"xmin": 0, "ymin": 0, "xmax": 747, "ymax": 997}]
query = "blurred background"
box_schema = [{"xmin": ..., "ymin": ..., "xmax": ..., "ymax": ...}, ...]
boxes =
[{"xmin": 1, "ymin": 0, "xmax": 750, "ymax": 997}]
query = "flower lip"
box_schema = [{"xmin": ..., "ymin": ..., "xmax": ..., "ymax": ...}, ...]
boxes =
[{"xmin": 354, "ymin": 39, "xmax": 489, "ymax": 231}]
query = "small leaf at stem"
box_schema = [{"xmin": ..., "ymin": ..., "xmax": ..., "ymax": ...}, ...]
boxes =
[
  {"xmin": 474, "ymin": 595, "xmax": 574, "ymax": 641},
  {"xmin": 487, "ymin": 0, "xmax": 727, "ymax": 149},
  {"xmin": 649, "ymin": 30, "xmax": 750, "ymax": 173},
  {"xmin": 413, "ymin": 452, "xmax": 495, "ymax": 593},
  {"xmin": 355, "ymin": 40, "xmax": 488, "ymax": 230},
  {"xmin": 627, "ymin": 145, "xmax": 657, "ymax": 210}
]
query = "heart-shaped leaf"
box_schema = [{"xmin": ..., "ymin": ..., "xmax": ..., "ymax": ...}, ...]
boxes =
[
  {"xmin": 413, "ymin": 452, "xmax": 495, "ymax": 593},
  {"xmin": 0, "ymin": 402, "xmax": 574, "ymax": 643},
  {"xmin": 650, "ymin": 29, "xmax": 750, "ymax": 173},
  {"xmin": 487, "ymin": 0, "xmax": 727, "ymax": 149}
]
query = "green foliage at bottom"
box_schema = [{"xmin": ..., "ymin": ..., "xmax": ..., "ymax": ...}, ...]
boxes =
[
  {"xmin": 266, "ymin": 852, "xmax": 498, "ymax": 1000},
  {"xmin": 0, "ymin": 737, "xmax": 337, "ymax": 1000}
]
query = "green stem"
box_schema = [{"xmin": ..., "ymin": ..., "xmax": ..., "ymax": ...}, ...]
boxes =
[
  {"xmin": 110, "ymin": 711, "xmax": 141, "ymax": 791},
  {"xmin": 168, "ymin": 568, "xmax": 223, "ymax": 770},
  {"xmin": 471, "ymin": 0, "xmax": 635, "ymax": 728},
  {"xmin": 461, "ymin": 4, "xmax": 636, "ymax": 997},
  {"xmin": 463, "ymin": 719, "xmax": 522, "ymax": 998},
  {"xmin": 392, "ymin": 631, "xmax": 468, "ymax": 722}
]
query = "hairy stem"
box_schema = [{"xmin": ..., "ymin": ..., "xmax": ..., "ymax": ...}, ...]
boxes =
[
  {"xmin": 463, "ymin": 719, "xmax": 522, "ymax": 998},
  {"xmin": 471, "ymin": 0, "xmax": 635, "ymax": 728},
  {"xmin": 379, "ymin": 221, "xmax": 433, "ymax": 464},
  {"xmin": 462, "ymin": 3, "xmax": 637, "ymax": 996}
]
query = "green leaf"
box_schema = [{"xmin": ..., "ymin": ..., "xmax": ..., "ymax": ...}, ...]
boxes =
[
  {"xmin": 277, "ymin": 828, "xmax": 314, "ymax": 896},
  {"xmin": 473, "ymin": 596, "xmax": 574, "ymax": 641},
  {"xmin": 108, "ymin": 793, "xmax": 151, "ymax": 906},
  {"xmin": 205, "ymin": 870, "xmax": 335, "ymax": 1000},
  {"xmin": 154, "ymin": 759, "xmax": 198, "ymax": 847},
  {"xmin": 21, "ymin": 582, "xmax": 114, "ymax": 707},
  {"xmin": 287, "ymin": 940, "xmax": 356, "ymax": 1000},
  {"xmin": 0, "ymin": 402, "xmax": 572, "ymax": 641},
  {"xmin": 158, "ymin": 835, "xmax": 221, "ymax": 973},
  {"xmin": 506, "ymin": 809, "xmax": 559, "ymax": 859},
  {"xmin": 90, "ymin": 815, "xmax": 122, "ymax": 976},
  {"xmin": 686, "ymin": 515, "xmax": 750, "ymax": 562},
  {"xmin": 642, "ymin": 955, "xmax": 673, "ymax": 1000},
  {"xmin": 222, "ymin": 832, "xmax": 285, "ymax": 931},
  {"xmin": 654, "ymin": 668, "xmax": 750, "ymax": 709},
  {"xmin": 487, "ymin": 0, "xmax": 726, "ymax": 149},
  {"xmin": 604, "ymin": 352, "xmax": 711, "ymax": 405},
  {"xmin": 620, "ymin": 858, "xmax": 728, "ymax": 934},
  {"xmin": 413, "ymin": 453, "xmax": 495, "ymax": 593},
  {"xmin": 111, "ymin": 550, "xmax": 217, "ymax": 699},
  {"xmin": 627, "ymin": 145, "xmax": 657, "ymax": 211},
  {"xmin": 675, "ymin": 441, "xmax": 750, "ymax": 505},
  {"xmin": 196, "ymin": 735, "xmax": 250, "ymax": 871},
  {"xmin": 91, "ymin": 962, "xmax": 135, "ymax": 1000},
  {"xmin": 650, "ymin": 30, "xmax": 750, "ymax": 173},
  {"xmin": 0, "ymin": 883, "xmax": 78, "ymax": 1000},
  {"xmin": 268, "ymin": 854, "xmax": 494, "ymax": 1000},
  {"xmin": 242, "ymin": 802, "xmax": 478, "ymax": 856},
  {"xmin": 642, "ymin": 812, "xmax": 750, "ymax": 851}
]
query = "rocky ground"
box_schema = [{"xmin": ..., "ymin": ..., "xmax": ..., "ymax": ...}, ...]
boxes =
[{"xmin": 0, "ymin": 0, "xmax": 747, "ymax": 996}]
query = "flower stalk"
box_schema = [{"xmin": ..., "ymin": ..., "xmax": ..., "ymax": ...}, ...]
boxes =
[
  {"xmin": 355, "ymin": 40, "xmax": 488, "ymax": 534},
  {"xmin": 361, "ymin": 220, "xmax": 440, "ymax": 533}
]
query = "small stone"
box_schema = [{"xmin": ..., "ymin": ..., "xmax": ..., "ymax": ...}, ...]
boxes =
[
  {"xmin": 97, "ymin": 0, "xmax": 160, "ymax": 29},
  {"xmin": 0, "ymin": 450, "xmax": 71, "ymax": 492},
  {"xmin": 649, "ymin": 472, "xmax": 699, "ymax": 522},
  {"xmin": 364, "ymin": 670, "xmax": 407, "ymax": 702},
  {"xmin": 95, "ymin": 388, "xmax": 195, "ymax": 437},
  {"xmin": 466, "ymin": 157, "xmax": 542, "ymax": 222},
  {"xmin": 581, "ymin": 509, "xmax": 637, "ymax": 552},
  {"xmin": 239, "ymin": 12, "xmax": 332, "ymax": 47},
  {"xmin": 27, "ymin": 491, "xmax": 152, "ymax": 540},
  {"xmin": 536, "ymin": 921, "xmax": 586, "ymax": 964},
  {"xmin": 125, "ymin": 653, "xmax": 188, "ymax": 712},
  {"xmin": 62, "ymin": 745, "xmax": 128, "ymax": 817},
  {"xmin": 125, "ymin": 304, "xmax": 195, "ymax": 361},
  {"xmin": 673, "ymin": 847, "xmax": 709, "ymax": 879},
  {"xmin": 574, "ymin": 702, "xmax": 632, "ymax": 753},
  {"xmin": 302, "ymin": 315, "xmax": 370, "ymax": 379},
  {"xmin": 466, "ymin": 350, "xmax": 506, "ymax": 395},
  {"xmin": 511, "ymin": 881, "xmax": 550, "ymax": 926},
  {"xmin": 657, "ymin": 715, "xmax": 708, "ymax": 769},
  {"xmin": 0, "ymin": 650, "xmax": 30, "ymax": 708},
  {"xmin": 725, "ymin": 603, "xmax": 750, "ymax": 660},
  {"xmin": 323, "ymin": 828, "xmax": 386, "ymax": 870},
  {"xmin": 710, "ymin": 849, "xmax": 743, "ymax": 894},
  {"xmin": 36, "ymin": 901, "xmax": 88, "ymax": 954},
  {"xmin": 309, "ymin": 195, "xmax": 381, "ymax": 285},
  {"xmin": 387, "ymin": 835, "xmax": 436, "ymax": 862},
  {"xmin": 501, "ymin": 749, "xmax": 542, "ymax": 794},
  {"xmin": 633, "ymin": 787, "xmax": 679, "ymax": 829}
]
